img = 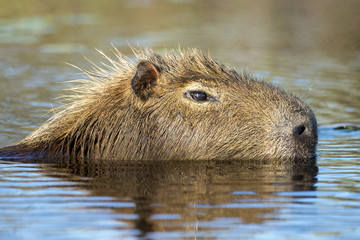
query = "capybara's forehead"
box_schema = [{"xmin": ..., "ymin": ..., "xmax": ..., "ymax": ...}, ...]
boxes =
[
  {"xmin": 134, "ymin": 48, "xmax": 242, "ymax": 81},
  {"xmin": 0, "ymin": 47, "xmax": 317, "ymax": 162}
]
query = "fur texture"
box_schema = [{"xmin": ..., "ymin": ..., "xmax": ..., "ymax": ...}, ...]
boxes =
[{"xmin": 0, "ymin": 47, "xmax": 318, "ymax": 161}]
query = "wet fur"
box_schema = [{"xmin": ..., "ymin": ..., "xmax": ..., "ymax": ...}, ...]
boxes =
[{"xmin": 0, "ymin": 47, "xmax": 318, "ymax": 161}]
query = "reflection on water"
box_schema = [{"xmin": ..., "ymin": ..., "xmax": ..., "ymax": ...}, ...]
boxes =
[
  {"xmin": 0, "ymin": 0, "xmax": 360, "ymax": 239},
  {"xmin": 0, "ymin": 162, "xmax": 130, "ymax": 239},
  {"xmin": 59, "ymin": 159, "xmax": 317, "ymax": 231},
  {"xmin": 1, "ymin": 159, "xmax": 319, "ymax": 239}
]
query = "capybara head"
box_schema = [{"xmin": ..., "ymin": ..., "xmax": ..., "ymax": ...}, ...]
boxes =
[{"xmin": 10, "ymin": 48, "xmax": 317, "ymax": 161}]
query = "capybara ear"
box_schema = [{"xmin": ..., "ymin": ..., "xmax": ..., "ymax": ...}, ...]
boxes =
[{"xmin": 131, "ymin": 61, "xmax": 160, "ymax": 100}]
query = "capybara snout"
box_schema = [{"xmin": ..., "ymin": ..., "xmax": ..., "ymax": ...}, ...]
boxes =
[{"xmin": 0, "ymin": 48, "xmax": 318, "ymax": 161}]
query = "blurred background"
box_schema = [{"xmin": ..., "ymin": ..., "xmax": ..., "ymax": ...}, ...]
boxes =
[
  {"xmin": 0, "ymin": 0, "xmax": 359, "ymax": 144},
  {"xmin": 1, "ymin": 1, "xmax": 360, "ymax": 239}
]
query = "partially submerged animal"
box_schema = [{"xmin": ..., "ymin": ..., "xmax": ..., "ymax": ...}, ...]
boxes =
[{"xmin": 0, "ymin": 48, "xmax": 318, "ymax": 161}]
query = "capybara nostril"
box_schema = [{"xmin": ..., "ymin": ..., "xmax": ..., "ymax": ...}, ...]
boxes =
[{"xmin": 0, "ymin": 47, "xmax": 318, "ymax": 161}]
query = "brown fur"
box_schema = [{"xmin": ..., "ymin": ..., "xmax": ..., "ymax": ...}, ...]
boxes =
[{"xmin": 0, "ymin": 47, "xmax": 318, "ymax": 161}]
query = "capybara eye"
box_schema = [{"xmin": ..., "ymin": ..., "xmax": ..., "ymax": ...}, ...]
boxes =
[
  {"xmin": 187, "ymin": 90, "xmax": 209, "ymax": 102},
  {"xmin": 0, "ymin": 48, "xmax": 318, "ymax": 162}
]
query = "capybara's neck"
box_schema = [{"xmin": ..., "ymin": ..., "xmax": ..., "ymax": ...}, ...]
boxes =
[{"xmin": 1, "ymin": 48, "xmax": 318, "ymax": 162}]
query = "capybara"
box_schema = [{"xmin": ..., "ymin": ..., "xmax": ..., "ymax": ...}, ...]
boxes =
[{"xmin": 0, "ymin": 47, "xmax": 318, "ymax": 161}]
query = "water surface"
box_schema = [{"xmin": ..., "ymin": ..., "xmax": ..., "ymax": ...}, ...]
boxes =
[{"xmin": 0, "ymin": 1, "xmax": 359, "ymax": 239}]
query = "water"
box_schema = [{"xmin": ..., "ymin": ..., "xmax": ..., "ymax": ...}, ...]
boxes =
[{"xmin": 0, "ymin": 1, "xmax": 359, "ymax": 239}]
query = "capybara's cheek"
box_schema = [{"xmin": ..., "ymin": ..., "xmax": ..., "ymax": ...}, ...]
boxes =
[{"xmin": 0, "ymin": 48, "xmax": 317, "ymax": 162}]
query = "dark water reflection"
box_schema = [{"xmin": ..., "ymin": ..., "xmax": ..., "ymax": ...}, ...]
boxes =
[
  {"xmin": 1, "ymin": 158, "xmax": 318, "ymax": 239},
  {"xmin": 61, "ymin": 159, "xmax": 317, "ymax": 229}
]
